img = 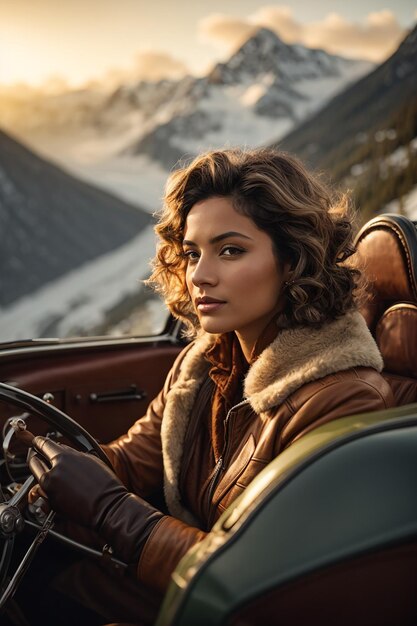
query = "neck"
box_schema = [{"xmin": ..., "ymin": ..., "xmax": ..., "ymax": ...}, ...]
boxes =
[
  {"xmin": 234, "ymin": 332, "xmax": 252, "ymax": 363},
  {"xmin": 235, "ymin": 318, "xmax": 280, "ymax": 363}
]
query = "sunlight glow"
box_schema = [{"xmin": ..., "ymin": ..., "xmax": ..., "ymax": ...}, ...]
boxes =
[{"xmin": 0, "ymin": 2, "xmax": 414, "ymax": 89}]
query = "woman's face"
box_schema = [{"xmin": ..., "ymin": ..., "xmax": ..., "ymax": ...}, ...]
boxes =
[{"xmin": 183, "ymin": 196, "xmax": 288, "ymax": 354}]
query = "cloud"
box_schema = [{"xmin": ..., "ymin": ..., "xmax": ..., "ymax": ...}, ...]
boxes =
[
  {"xmin": 249, "ymin": 6, "xmax": 303, "ymax": 42},
  {"xmin": 42, "ymin": 74, "xmax": 71, "ymax": 94},
  {"xmin": 131, "ymin": 51, "xmax": 189, "ymax": 81},
  {"xmin": 303, "ymin": 10, "xmax": 405, "ymax": 61},
  {"xmin": 198, "ymin": 7, "xmax": 407, "ymax": 62},
  {"xmin": 198, "ymin": 14, "xmax": 256, "ymax": 49},
  {"xmin": 94, "ymin": 51, "xmax": 190, "ymax": 89}
]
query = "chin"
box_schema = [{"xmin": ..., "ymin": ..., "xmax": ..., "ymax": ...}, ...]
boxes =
[{"xmin": 199, "ymin": 320, "xmax": 233, "ymax": 335}]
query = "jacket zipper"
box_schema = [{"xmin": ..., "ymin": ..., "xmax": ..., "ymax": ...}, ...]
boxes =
[{"xmin": 205, "ymin": 399, "xmax": 250, "ymax": 517}]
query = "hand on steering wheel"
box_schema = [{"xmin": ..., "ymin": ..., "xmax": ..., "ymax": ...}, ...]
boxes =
[
  {"xmin": 0, "ymin": 382, "xmax": 165, "ymax": 614},
  {"xmin": 25, "ymin": 434, "xmax": 166, "ymax": 570},
  {"xmin": 0, "ymin": 382, "xmax": 131, "ymax": 611},
  {"xmin": 28, "ymin": 436, "xmax": 131, "ymax": 530}
]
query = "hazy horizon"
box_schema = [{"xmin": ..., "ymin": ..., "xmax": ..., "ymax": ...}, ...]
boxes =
[{"xmin": 1, "ymin": 1, "xmax": 416, "ymax": 92}]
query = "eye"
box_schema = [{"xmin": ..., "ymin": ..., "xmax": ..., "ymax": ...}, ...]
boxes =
[
  {"xmin": 183, "ymin": 249, "xmax": 200, "ymax": 263},
  {"xmin": 221, "ymin": 245, "xmax": 245, "ymax": 257}
]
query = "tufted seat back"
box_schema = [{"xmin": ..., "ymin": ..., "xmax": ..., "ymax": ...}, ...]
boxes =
[{"xmin": 354, "ymin": 214, "xmax": 417, "ymax": 405}]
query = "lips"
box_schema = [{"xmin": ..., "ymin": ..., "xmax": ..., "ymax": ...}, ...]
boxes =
[
  {"xmin": 195, "ymin": 296, "xmax": 224, "ymax": 305},
  {"xmin": 195, "ymin": 296, "xmax": 226, "ymax": 313}
]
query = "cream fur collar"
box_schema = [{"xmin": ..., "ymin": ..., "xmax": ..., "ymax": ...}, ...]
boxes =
[{"xmin": 161, "ymin": 311, "xmax": 382, "ymax": 522}]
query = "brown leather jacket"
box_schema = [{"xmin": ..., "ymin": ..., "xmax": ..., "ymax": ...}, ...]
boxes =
[{"xmin": 104, "ymin": 311, "xmax": 395, "ymax": 591}]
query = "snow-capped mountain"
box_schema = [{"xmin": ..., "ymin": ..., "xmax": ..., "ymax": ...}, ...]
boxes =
[
  {"xmin": 208, "ymin": 27, "xmax": 358, "ymax": 85},
  {"xmin": 122, "ymin": 28, "xmax": 372, "ymax": 168},
  {"xmin": 1, "ymin": 28, "xmax": 372, "ymax": 179}
]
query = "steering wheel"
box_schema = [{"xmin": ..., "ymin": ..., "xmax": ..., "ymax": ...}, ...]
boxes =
[{"xmin": 0, "ymin": 381, "xmax": 112, "ymax": 612}]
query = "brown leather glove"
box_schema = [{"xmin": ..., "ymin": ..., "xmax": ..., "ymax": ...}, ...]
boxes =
[{"xmin": 28, "ymin": 436, "xmax": 164, "ymax": 564}]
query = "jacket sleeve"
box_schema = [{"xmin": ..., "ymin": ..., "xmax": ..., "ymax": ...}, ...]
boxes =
[
  {"xmin": 279, "ymin": 369, "xmax": 396, "ymax": 451},
  {"xmin": 137, "ymin": 516, "xmax": 207, "ymax": 592},
  {"xmin": 102, "ymin": 344, "xmax": 193, "ymax": 499}
]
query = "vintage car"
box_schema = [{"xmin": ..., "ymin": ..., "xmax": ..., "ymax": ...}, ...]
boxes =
[{"xmin": 0, "ymin": 214, "xmax": 416, "ymax": 625}]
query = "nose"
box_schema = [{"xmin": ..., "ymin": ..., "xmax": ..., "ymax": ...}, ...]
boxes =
[{"xmin": 190, "ymin": 255, "xmax": 218, "ymax": 287}]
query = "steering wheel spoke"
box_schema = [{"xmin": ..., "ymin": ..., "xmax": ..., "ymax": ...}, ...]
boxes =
[
  {"xmin": 0, "ymin": 382, "xmax": 111, "ymax": 613},
  {"xmin": 0, "ymin": 510, "xmax": 55, "ymax": 610}
]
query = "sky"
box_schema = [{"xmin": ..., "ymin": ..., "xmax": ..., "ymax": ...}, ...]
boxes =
[{"xmin": 1, "ymin": 0, "xmax": 416, "ymax": 89}]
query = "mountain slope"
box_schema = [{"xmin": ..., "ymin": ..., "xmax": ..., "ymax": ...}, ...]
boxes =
[
  {"xmin": 271, "ymin": 24, "xmax": 417, "ymax": 220},
  {"xmin": 0, "ymin": 130, "xmax": 152, "ymax": 306},
  {"xmin": 275, "ymin": 25, "xmax": 417, "ymax": 174}
]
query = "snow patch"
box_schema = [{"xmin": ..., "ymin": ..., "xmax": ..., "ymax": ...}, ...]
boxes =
[
  {"xmin": 67, "ymin": 155, "xmax": 168, "ymax": 212},
  {"xmin": 383, "ymin": 184, "xmax": 417, "ymax": 220},
  {"xmin": 240, "ymin": 83, "xmax": 269, "ymax": 107},
  {"xmin": 0, "ymin": 224, "xmax": 160, "ymax": 341}
]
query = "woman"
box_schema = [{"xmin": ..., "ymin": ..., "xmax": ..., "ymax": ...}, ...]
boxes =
[{"xmin": 28, "ymin": 148, "xmax": 395, "ymax": 622}]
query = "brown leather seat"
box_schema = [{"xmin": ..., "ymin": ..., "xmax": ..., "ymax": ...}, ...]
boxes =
[{"xmin": 354, "ymin": 214, "xmax": 417, "ymax": 405}]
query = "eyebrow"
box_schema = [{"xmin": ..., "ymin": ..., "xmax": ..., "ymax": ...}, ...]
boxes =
[{"xmin": 182, "ymin": 231, "xmax": 253, "ymax": 246}]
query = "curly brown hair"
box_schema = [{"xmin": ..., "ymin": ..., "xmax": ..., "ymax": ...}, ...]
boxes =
[{"xmin": 148, "ymin": 148, "xmax": 360, "ymax": 333}]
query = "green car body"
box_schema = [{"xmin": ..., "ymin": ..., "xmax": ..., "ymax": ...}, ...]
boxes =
[{"xmin": 158, "ymin": 404, "xmax": 417, "ymax": 625}]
